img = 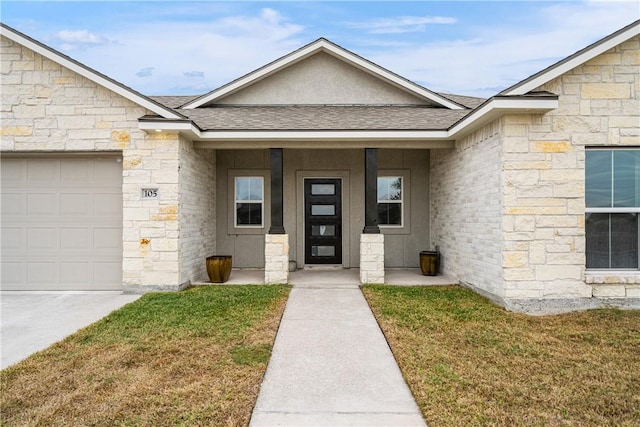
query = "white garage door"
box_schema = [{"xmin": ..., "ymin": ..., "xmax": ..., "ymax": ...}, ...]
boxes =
[{"xmin": 1, "ymin": 156, "xmax": 123, "ymax": 290}]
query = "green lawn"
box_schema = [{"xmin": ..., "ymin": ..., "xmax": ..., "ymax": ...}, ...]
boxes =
[
  {"xmin": 1, "ymin": 285, "xmax": 290, "ymax": 426},
  {"xmin": 363, "ymin": 285, "xmax": 640, "ymax": 427}
]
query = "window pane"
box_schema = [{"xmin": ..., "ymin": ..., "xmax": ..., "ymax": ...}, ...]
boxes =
[
  {"xmin": 613, "ymin": 151, "xmax": 640, "ymax": 207},
  {"xmin": 235, "ymin": 177, "xmax": 250, "ymax": 201},
  {"xmin": 311, "ymin": 184, "xmax": 335, "ymax": 195},
  {"xmin": 377, "ymin": 177, "xmax": 402, "ymax": 201},
  {"xmin": 586, "ymin": 213, "xmax": 610, "ymax": 268},
  {"xmin": 312, "ymin": 225, "xmax": 335, "ymax": 236},
  {"xmin": 586, "ymin": 151, "xmax": 612, "ymax": 207},
  {"xmin": 586, "ymin": 213, "xmax": 639, "ymax": 269},
  {"xmin": 311, "ymin": 204, "xmax": 335, "ymax": 216},
  {"xmin": 611, "ymin": 213, "xmax": 638, "ymax": 268},
  {"xmin": 248, "ymin": 177, "xmax": 263, "ymax": 201},
  {"xmin": 312, "ymin": 245, "xmax": 335, "ymax": 257},
  {"xmin": 236, "ymin": 177, "xmax": 263, "ymax": 201},
  {"xmin": 378, "ymin": 203, "xmax": 401, "ymax": 225},
  {"xmin": 236, "ymin": 203, "xmax": 262, "ymax": 226}
]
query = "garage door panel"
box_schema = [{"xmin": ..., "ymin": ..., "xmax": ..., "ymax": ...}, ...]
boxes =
[
  {"xmin": 1, "ymin": 159, "xmax": 26, "ymax": 182},
  {"xmin": 2, "ymin": 228, "xmax": 24, "ymax": 251},
  {"xmin": 28, "ymin": 159, "xmax": 60, "ymax": 182},
  {"xmin": 27, "ymin": 262, "xmax": 59, "ymax": 284},
  {"xmin": 27, "ymin": 193, "xmax": 58, "ymax": 216},
  {"xmin": 2, "ymin": 193, "xmax": 25, "ymax": 216},
  {"xmin": 27, "ymin": 228, "xmax": 58, "ymax": 250},
  {"xmin": 94, "ymin": 159, "xmax": 122, "ymax": 182},
  {"xmin": 95, "ymin": 193, "xmax": 122, "ymax": 215},
  {"xmin": 60, "ymin": 193, "xmax": 92, "ymax": 216},
  {"xmin": 1, "ymin": 156, "xmax": 122, "ymax": 290},
  {"xmin": 61, "ymin": 262, "xmax": 90, "ymax": 283},
  {"xmin": 94, "ymin": 262, "xmax": 122, "ymax": 284},
  {"xmin": 61, "ymin": 158, "xmax": 92, "ymax": 182},
  {"xmin": 60, "ymin": 228, "xmax": 91, "ymax": 249},
  {"xmin": 94, "ymin": 227, "xmax": 121, "ymax": 250},
  {"xmin": 1, "ymin": 261, "xmax": 25, "ymax": 284}
]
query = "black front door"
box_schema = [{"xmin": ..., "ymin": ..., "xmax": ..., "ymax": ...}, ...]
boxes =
[{"xmin": 304, "ymin": 178, "xmax": 342, "ymax": 264}]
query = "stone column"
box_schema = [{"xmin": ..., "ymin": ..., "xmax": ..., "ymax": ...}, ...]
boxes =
[
  {"xmin": 360, "ymin": 232, "xmax": 384, "ymax": 284},
  {"xmin": 265, "ymin": 234, "xmax": 289, "ymax": 284}
]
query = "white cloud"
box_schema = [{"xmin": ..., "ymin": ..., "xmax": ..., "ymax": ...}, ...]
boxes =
[
  {"xmin": 361, "ymin": 1, "xmax": 639, "ymax": 97},
  {"xmin": 54, "ymin": 29, "xmax": 109, "ymax": 51},
  {"xmin": 346, "ymin": 16, "xmax": 457, "ymax": 34},
  {"xmin": 60, "ymin": 8, "xmax": 306, "ymax": 95},
  {"xmin": 135, "ymin": 67, "xmax": 154, "ymax": 78}
]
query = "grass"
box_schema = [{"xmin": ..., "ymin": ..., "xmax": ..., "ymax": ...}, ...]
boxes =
[
  {"xmin": 1, "ymin": 285, "xmax": 290, "ymax": 426},
  {"xmin": 362, "ymin": 285, "xmax": 640, "ymax": 427}
]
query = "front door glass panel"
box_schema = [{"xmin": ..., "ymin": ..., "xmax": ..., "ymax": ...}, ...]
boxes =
[{"xmin": 312, "ymin": 225, "xmax": 335, "ymax": 236}]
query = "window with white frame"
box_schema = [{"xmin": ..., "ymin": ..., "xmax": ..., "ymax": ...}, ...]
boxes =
[
  {"xmin": 235, "ymin": 176, "xmax": 264, "ymax": 227},
  {"xmin": 585, "ymin": 149, "xmax": 639, "ymax": 269},
  {"xmin": 377, "ymin": 176, "xmax": 403, "ymax": 226}
]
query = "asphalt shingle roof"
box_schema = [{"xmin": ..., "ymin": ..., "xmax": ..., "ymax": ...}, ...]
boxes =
[
  {"xmin": 149, "ymin": 95, "xmax": 201, "ymax": 108},
  {"xmin": 437, "ymin": 93, "xmax": 486, "ymax": 109},
  {"xmin": 174, "ymin": 106, "xmax": 471, "ymax": 131}
]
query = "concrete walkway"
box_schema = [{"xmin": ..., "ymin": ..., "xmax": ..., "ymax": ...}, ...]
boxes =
[{"xmin": 250, "ymin": 282, "xmax": 426, "ymax": 426}]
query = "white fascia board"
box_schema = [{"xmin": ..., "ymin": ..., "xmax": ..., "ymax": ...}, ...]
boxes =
[
  {"xmin": 448, "ymin": 97, "xmax": 558, "ymax": 138},
  {"xmin": 503, "ymin": 23, "xmax": 640, "ymax": 95},
  {"xmin": 0, "ymin": 25, "xmax": 182, "ymax": 119},
  {"xmin": 138, "ymin": 119, "xmax": 450, "ymax": 142},
  {"xmin": 182, "ymin": 39, "xmax": 463, "ymax": 110},
  {"xmin": 194, "ymin": 139, "xmax": 454, "ymax": 150},
  {"xmin": 196, "ymin": 130, "xmax": 450, "ymax": 141}
]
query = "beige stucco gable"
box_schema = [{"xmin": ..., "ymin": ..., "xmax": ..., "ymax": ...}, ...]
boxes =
[{"xmin": 216, "ymin": 52, "xmax": 432, "ymax": 106}]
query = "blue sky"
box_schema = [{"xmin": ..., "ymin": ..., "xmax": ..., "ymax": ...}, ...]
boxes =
[{"xmin": 2, "ymin": 1, "xmax": 638, "ymax": 97}]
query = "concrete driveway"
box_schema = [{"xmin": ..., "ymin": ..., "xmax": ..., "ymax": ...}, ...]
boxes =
[{"xmin": 1, "ymin": 291, "xmax": 140, "ymax": 369}]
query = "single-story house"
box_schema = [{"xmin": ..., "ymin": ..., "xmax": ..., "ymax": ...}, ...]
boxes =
[{"xmin": 1, "ymin": 20, "xmax": 638, "ymax": 312}]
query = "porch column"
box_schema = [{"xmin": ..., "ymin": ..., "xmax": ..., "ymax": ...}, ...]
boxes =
[
  {"xmin": 265, "ymin": 148, "xmax": 289, "ymax": 284},
  {"xmin": 361, "ymin": 148, "xmax": 384, "ymax": 284},
  {"xmin": 363, "ymin": 148, "xmax": 380, "ymax": 234},
  {"xmin": 269, "ymin": 148, "xmax": 285, "ymax": 235}
]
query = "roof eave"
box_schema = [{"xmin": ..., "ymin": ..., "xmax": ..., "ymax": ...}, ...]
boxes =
[
  {"xmin": 140, "ymin": 95, "xmax": 558, "ymax": 144},
  {"xmin": 448, "ymin": 95, "xmax": 559, "ymax": 139},
  {"xmin": 138, "ymin": 117, "xmax": 201, "ymax": 140}
]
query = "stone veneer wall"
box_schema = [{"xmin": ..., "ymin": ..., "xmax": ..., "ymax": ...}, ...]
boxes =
[
  {"xmin": 430, "ymin": 119, "xmax": 504, "ymax": 298},
  {"xmin": 501, "ymin": 35, "xmax": 640, "ymax": 302},
  {"xmin": 0, "ymin": 35, "xmax": 184, "ymax": 291},
  {"xmin": 179, "ymin": 139, "xmax": 216, "ymax": 285}
]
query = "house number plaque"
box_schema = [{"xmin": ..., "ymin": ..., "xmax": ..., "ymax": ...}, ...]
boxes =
[{"xmin": 141, "ymin": 188, "xmax": 159, "ymax": 199}]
